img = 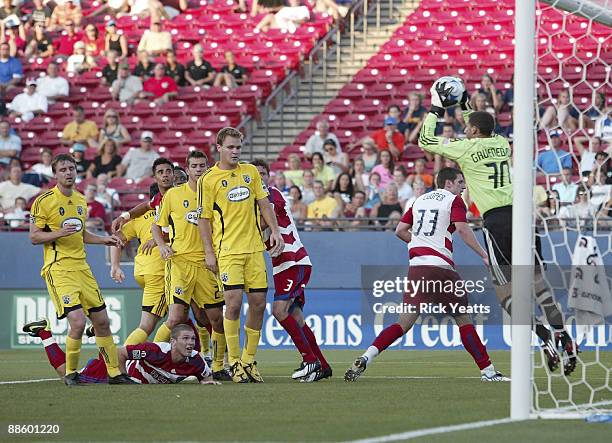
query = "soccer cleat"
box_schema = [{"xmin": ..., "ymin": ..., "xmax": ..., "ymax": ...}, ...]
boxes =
[
  {"xmin": 85, "ymin": 324, "xmax": 95, "ymax": 338},
  {"xmin": 229, "ymin": 361, "xmax": 250, "ymax": 384},
  {"xmin": 541, "ymin": 336, "xmax": 560, "ymax": 372},
  {"xmin": 344, "ymin": 357, "xmax": 367, "ymax": 382},
  {"xmin": 481, "ymin": 371, "xmax": 511, "ymax": 382},
  {"xmin": 557, "ymin": 332, "xmax": 579, "ymax": 376},
  {"xmin": 243, "ymin": 361, "xmax": 264, "ymax": 383},
  {"xmin": 300, "ymin": 366, "xmax": 333, "ymax": 383},
  {"xmin": 108, "ymin": 374, "xmax": 136, "ymax": 384},
  {"xmin": 291, "ymin": 359, "xmax": 321, "ymax": 380},
  {"xmin": 212, "ymin": 368, "xmax": 233, "ymax": 382},
  {"xmin": 22, "ymin": 318, "xmax": 50, "ymax": 337},
  {"xmin": 64, "ymin": 372, "xmax": 82, "ymax": 386}
]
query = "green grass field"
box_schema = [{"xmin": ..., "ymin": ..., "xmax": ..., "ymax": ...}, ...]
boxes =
[{"xmin": 0, "ymin": 349, "xmax": 610, "ymax": 442}]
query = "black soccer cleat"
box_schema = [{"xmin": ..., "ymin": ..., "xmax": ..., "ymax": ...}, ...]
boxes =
[
  {"xmin": 300, "ymin": 366, "xmax": 333, "ymax": 383},
  {"xmin": 292, "ymin": 359, "xmax": 321, "ymax": 380},
  {"xmin": 557, "ymin": 331, "xmax": 579, "ymax": 376},
  {"xmin": 64, "ymin": 372, "xmax": 82, "ymax": 386},
  {"xmin": 22, "ymin": 318, "xmax": 50, "ymax": 337},
  {"xmin": 344, "ymin": 357, "xmax": 367, "ymax": 382},
  {"xmin": 108, "ymin": 374, "xmax": 136, "ymax": 384},
  {"xmin": 212, "ymin": 368, "xmax": 233, "ymax": 382},
  {"xmin": 85, "ymin": 324, "xmax": 95, "ymax": 338}
]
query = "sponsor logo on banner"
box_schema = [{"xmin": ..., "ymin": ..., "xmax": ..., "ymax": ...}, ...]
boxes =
[{"xmin": 11, "ymin": 294, "xmax": 125, "ymax": 348}]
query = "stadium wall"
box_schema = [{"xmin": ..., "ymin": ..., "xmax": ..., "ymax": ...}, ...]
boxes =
[{"xmin": 1, "ymin": 232, "xmax": 610, "ymax": 350}]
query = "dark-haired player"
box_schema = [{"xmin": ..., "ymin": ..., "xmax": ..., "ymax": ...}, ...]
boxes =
[
  {"xmin": 418, "ymin": 80, "xmax": 576, "ymax": 374},
  {"xmin": 28, "ymin": 154, "xmax": 133, "ymax": 385},
  {"xmin": 345, "ymin": 168, "xmax": 508, "ymax": 382}
]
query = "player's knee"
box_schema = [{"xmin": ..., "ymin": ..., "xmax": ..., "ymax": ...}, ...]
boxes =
[
  {"xmin": 248, "ymin": 294, "xmax": 266, "ymax": 312},
  {"xmin": 92, "ymin": 316, "xmax": 111, "ymax": 335},
  {"xmin": 224, "ymin": 304, "xmax": 241, "ymax": 319}
]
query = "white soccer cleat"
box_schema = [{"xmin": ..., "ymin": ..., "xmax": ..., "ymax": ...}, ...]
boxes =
[
  {"xmin": 481, "ymin": 371, "xmax": 510, "ymax": 382},
  {"xmin": 291, "ymin": 360, "xmax": 321, "ymax": 380}
]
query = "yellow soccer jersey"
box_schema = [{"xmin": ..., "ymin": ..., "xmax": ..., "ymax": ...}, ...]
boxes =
[
  {"xmin": 121, "ymin": 209, "xmax": 164, "ymax": 277},
  {"xmin": 156, "ymin": 183, "xmax": 203, "ymax": 263},
  {"xmin": 30, "ymin": 186, "xmax": 90, "ymax": 275},
  {"xmin": 197, "ymin": 162, "xmax": 268, "ymax": 258}
]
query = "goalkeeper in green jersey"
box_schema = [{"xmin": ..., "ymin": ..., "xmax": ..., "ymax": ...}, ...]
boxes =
[{"xmin": 418, "ymin": 79, "xmax": 577, "ymax": 375}]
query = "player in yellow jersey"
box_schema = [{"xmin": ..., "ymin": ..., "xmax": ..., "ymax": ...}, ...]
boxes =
[
  {"xmin": 27, "ymin": 154, "xmax": 134, "ymax": 385},
  {"xmin": 109, "ymin": 158, "xmax": 175, "ymax": 345},
  {"xmin": 197, "ymin": 127, "xmax": 284, "ymax": 383},
  {"xmin": 151, "ymin": 150, "xmax": 230, "ymax": 380}
]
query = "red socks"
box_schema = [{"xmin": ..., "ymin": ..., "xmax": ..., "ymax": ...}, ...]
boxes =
[
  {"xmin": 301, "ymin": 323, "xmax": 330, "ymax": 369},
  {"xmin": 38, "ymin": 329, "xmax": 66, "ymax": 369},
  {"xmin": 280, "ymin": 316, "xmax": 317, "ymax": 363},
  {"xmin": 460, "ymin": 324, "xmax": 491, "ymax": 370},
  {"xmin": 372, "ymin": 323, "xmax": 404, "ymax": 353}
]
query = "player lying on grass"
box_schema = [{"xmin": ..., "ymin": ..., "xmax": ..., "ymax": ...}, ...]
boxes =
[
  {"xmin": 23, "ymin": 321, "xmax": 220, "ymax": 385},
  {"xmin": 252, "ymin": 159, "xmax": 332, "ymax": 382},
  {"xmin": 345, "ymin": 168, "xmax": 509, "ymax": 383},
  {"xmin": 419, "ymin": 77, "xmax": 577, "ymax": 375}
]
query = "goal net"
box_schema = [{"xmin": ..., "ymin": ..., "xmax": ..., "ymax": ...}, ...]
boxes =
[{"xmin": 531, "ymin": 0, "xmax": 611, "ymax": 419}]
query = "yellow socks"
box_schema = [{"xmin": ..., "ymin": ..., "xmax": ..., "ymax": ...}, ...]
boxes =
[
  {"xmin": 223, "ymin": 318, "xmax": 241, "ymax": 365},
  {"xmin": 124, "ymin": 328, "xmax": 148, "ymax": 346},
  {"xmin": 96, "ymin": 335, "xmax": 121, "ymax": 378},
  {"xmin": 153, "ymin": 322, "xmax": 171, "ymax": 342},
  {"xmin": 211, "ymin": 330, "xmax": 227, "ymax": 372},
  {"xmin": 65, "ymin": 336, "xmax": 82, "ymax": 375},
  {"xmin": 197, "ymin": 326, "xmax": 211, "ymax": 354},
  {"xmin": 241, "ymin": 327, "xmax": 261, "ymax": 365}
]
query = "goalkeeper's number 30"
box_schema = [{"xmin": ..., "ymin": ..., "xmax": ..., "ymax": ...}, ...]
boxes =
[{"xmin": 485, "ymin": 160, "xmax": 511, "ymax": 189}]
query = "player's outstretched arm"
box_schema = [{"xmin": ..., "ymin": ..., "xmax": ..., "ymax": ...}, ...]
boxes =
[
  {"xmin": 83, "ymin": 230, "xmax": 124, "ymax": 247},
  {"xmin": 110, "ymin": 233, "xmax": 127, "ymax": 283},
  {"xmin": 455, "ymin": 222, "xmax": 489, "ymax": 266},
  {"xmin": 29, "ymin": 222, "xmax": 78, "ymax": 245},
  {"xmin": 395, "ymin": 221, "xmax": 412, "ymax": 244},
  {"xmin": 197, "ymin": 218, "xmax": 218, "ymax": 274},
  {"xmin": 111, "ymin": 200, "xmax": 152, "ymax": 233},
  {"xmin": 257, "ymin": 197, "xmax": 284, "ymax": 257},
  {"xmin": 151, "ymin": 223, "xmax": 174, "ymax": 260}
]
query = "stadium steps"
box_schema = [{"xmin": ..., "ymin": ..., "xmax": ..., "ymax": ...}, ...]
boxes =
[{"xmin": 248, "ymin": 0, "xmax": 421, "ymax": 159}]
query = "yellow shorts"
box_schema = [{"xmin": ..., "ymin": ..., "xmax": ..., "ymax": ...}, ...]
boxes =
[
  {"xmin": 166, "ymin": 256, "xmax": 223, "ymax": 309},
  {"xmin": 44, "ymin": 267, "xmax": 104, "ymax": 320},
  {"xmin": 135, "ymin": 274, "xmax": 168, "ymax": 317},
  {"xmin": 218, "ymin": 252, "xmax": 268, "ymax": 292}
]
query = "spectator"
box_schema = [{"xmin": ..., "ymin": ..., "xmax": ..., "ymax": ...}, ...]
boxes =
[
  {"xmin": 312, "ymin": 0, "xmax": 348, "ymax": 21},
  {"xmin": 88, "ymin": 138, "xmax": 122, "ymax": 178},
  {"xmin": 406, "ymin": 158, "xmax": 433, "ymax": 188},
  {"xmin": 54, "ymin": 20, "xmax": 81, "ymax": 55},
  {"xmin": 288, "ymin": 185, "xmax": 307, "ymax": 222},
  {"xmin": 139, "ymin": 62, "xmax": 177, "ymax": 105},
  {"xmin": 0, "ymin": 120, "xmax": 21, "ymax": 166},
  {"xmin": 540, "ymin": 89, "xmax": 579, "ymax": 131},
  {"xmin": 3, "ymin": 196, "xmax": 28, "ymax": 228},
  {"xmin": 552, "ymin": 167, "xmax": 577, "ymax": 203},
  {"xmin": 332, "ymin": 172, "xmax": 354, "ymax": 205},
  {"xmin": 1, "ymin": 21, "xmax": 26, "ymax": 57},
  {"xmin": 0, "ymin": 164, "xmax": 40, "ymax": 209},
  {"xmin": 137, "ymin": 20, "xmax": 172, "ymax": 55},
  {"xmin": 29, "ymin": 148, "xmax": 53, "ymax": 180},
  {"xmin": 323, "ymin": 138, "xmax": 348, "ymax": 175},
  {"xmin": 98, "ymin": 110, "xmax": 131, "ymax": 146},
  {"xmin": 0, "ymin": 42, "xmax": 22, "ymax": 91},
  {"xmin": 29, "ymin": 0, "xmax": 52, "ymax": 28},
  {"xmin": 256, "ymin": 0, "xmax": 310, "ymax": 33},
  {"xmin": 343, "ymin": 190, "xmax": 366, "ymax": 220},
  {"xmin": 104, "ymin": 20, "xmax": 128, "ymax": 59},
  {"xmin": 587, "ymin": 169, "xmax": 611, "ymax": 209},
  {"xmin": 95, "ymin": 172, "xmax": 120, "ymax": 209},
  {"xmin": 66, "ymin": 40, "xmax": 96, "ymax": 73},
  {"xmin": 539, "ymin": 189, "xmax": 560, "ymax": 219},
  {"xmin": 101, "ymin": 49, "xmax": 120, "ymax": 85},
  {"xmin": 112, "ymin": 61, "xmax": 143, "ymax": 103},
  {"xmin": 351, "ymin": 157, "xmax": 369, "ymax": 193},
  {"xmin": 558, "ymin": 185, "xmax": 597, "ymax": 226},
  {"xmin": 359, "ymin": 137, "xmax": 378, "ymax": 172},
  {"xmin": 385, "ymin": 105, "xmax": 401, "ymax": 122},
  {"xmin": 214, "ymin": 51, "xmax": 247, "ymax": 88},
  {"xmin": 537, "ymin": 131, "xmax": 572, "ymax": 174},
  {"xmin": 398, "ymin": 92, "xmax": 426, "ymax": 143},
  {"xmin": 441, "ymin": 123, "xmax": 456, "ymax": 139},
  {"xmin": 61, "ymin": 105, "xmax": 99, "ymax": 146},
  {"xmin": 0, "ymin": 0, "xmax": 20, "ymax": 21},
  {"xmin": 49, "ymin": 1, "xmax": 83, "ymax": 32},
  {"xmin": 577, "ymin": 136, "xmax": 603, "ymax": 176},
  {"xmin": 371, "ymin": 149, "xmax": 394, "ymax": 188},
  {"xmin": 311, "ymin": 151, "xmax": 336, "ymax": 191},
  {"xmin": 117, "ymin": 131, "xmax": 159, "ymax": 181},
  {"xmin": 594, "ymin": 108, "xmax": 612, "ymax": 143},
  {"xmin": 592, "ymin": 151, "xmax": 610, "ymax": 179},
  {"xmin": 164, "ymin": 50, "xmax": 185, "ymax": 86},
  {"xmin": 365, "ymin": 171, "xmax": 381, "ymax": 209},
  {"xmin": 133, "ymin": 50, "xmax": 155, "ymax": 80},
  {"xmin": 7, "ymin": 78, "xmax": 48, "ymax": 122},
  {"xmin": 479, "ymin": 73, "xmax": 503, "ymax": 113},
  {"xmin": 304, "ymin": 120, "xmax": 341, "ymax": 159},
  {"xmin": 82, "ymin": 23, "xmax": 103, "ymax": 57},
  {"xmin": 25, "ymin": 22, "xmax": 54, "ymax": 58},
  {"xmin": 370, "ymin": 116, "xmax": 405, "ymax": 160},
  {"xmin": 70, "ymin": 142, "xmax": 90, "ymax": 179},
  {"xmin": 283, "ymin": 153, "xmax": 304, "ymax": 187},
  {"xmin": 393, "ymin": 165, "xmax": 413, "ymax": 205},
  {"xmin": 404, "ymin": 178, "xmax": 426, "ymax": 209},
  {"xmin": 370, "ymin": 183, "xmax": 403, "ymax": 229},
  {"xmin": 300, "ymin": 169, "xmax": 315, "ymax": 204},
  {"xmin": 35, "ymin": 62, "xmax": 68, "ymax": 104},
  {"xmin": 84, "ymin": 184, "xmax": 107, "ymax": 230},
  {"xmin": 582, "ymin": 92, "xmax": 606, "ymax": 129},
  {"xmin": 273, "ymin": 171, "xmax": 289, "ymax": 194},
  {"xmin": 307, "ymin": 179, "xmax": 339, "ymax": 228},
  {"xmin": 185, "ymin": 44, "xmax": 215, "ymax": 87}
]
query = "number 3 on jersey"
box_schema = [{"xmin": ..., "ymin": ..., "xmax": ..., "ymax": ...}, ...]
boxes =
[{"xmin": 414, "ymin": 209, "xmax": 439, "ymax": 236}]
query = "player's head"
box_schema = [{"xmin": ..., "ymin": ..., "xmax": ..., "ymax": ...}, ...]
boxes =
[
  {"xmin": 465, "ymin": 111, "xmax": 495, "ymax": 139},
  {"xmin": 170, "ymin": 324, "xmax": 196, "ymax": 358},
  {"xmin": 173, "ymin": 166, "xmax": 188, "ymax": 185},
  {"xmin": 152, "ymin": 157, "xmax": 174, "ymax": 191},
  {"xmin": 436, "ymin": 167, "xmax": 465, "ymax": 195},
  {"xmin": 186, "ymin": 150, "xmax": 208, "ymax": 182},
  {"xmin": 251, "ymin": 158, "xmax": 270, "ymax": 185},
  {"xmin": 216, "ymin": 127, "xmax": 243, "ymax": 167},
  {"xmin": 51, "ymin": 154, "xmax": 77, "ymax": 188}
]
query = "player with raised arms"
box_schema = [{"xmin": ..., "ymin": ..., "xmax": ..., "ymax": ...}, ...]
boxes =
[
  {"xmin": 27, "ymin": 153, "xmax": 133, "ymax": 385},
  {"xmin": 150, "ymin": 150, "xmax": 230, "ymax": 381},
  {"xmin": 345, "ymin": 168, "xmax": 509, "ymax": 382},
  {"xmin": 197, "ymin": 127, "xmax": 284, "ymax": 383},
  {"xmin": 418, "ymin": 78, "xmax": 576, "ymax": 374},
  {"xmin": 252, "ymin": 159, "xmax": 332, "ymax": 382}
]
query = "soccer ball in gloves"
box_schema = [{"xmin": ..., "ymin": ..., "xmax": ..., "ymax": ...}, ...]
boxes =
[{"xmin": 431, "ymin": 76, "xmax": 465, "ymax": 108}]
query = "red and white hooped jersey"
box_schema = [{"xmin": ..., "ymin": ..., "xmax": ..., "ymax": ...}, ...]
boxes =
[
  {"xmin": 264, "ymin": 186, "xmax": 312, "ymax": 275},
  {"xmin": 400, "ymin": 189, "xmax": 467, "ymax": 268},
  {"xmin": 124, "ymin": 342, "xmax": 211, "ymax": 384}
]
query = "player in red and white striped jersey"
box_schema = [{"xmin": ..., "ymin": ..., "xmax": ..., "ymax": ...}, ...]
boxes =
[
  {"xmin": 345, "ymin": 168, "xmax": 509, "ymax": 382},
  {"xmin": 252, "ymin": 160, "xmax": 331, "ymax": 382}
]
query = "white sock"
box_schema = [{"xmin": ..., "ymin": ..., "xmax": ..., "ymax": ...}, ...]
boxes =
[
  {"xmin": 362, "ymin": 346, "xmax": 379, "ymax": 365},
  {"xmin": 481, "ymin": 364, "xmax": 495, "ymax": 376}
]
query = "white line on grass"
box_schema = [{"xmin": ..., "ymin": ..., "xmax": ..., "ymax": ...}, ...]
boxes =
[
  {"xmin": 0, "ymin": 378, "xmax": 57, "ymax": 385},
  {"xmin": 343, "ymin": 417, "xmax": 519, "ymax": 443}
]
